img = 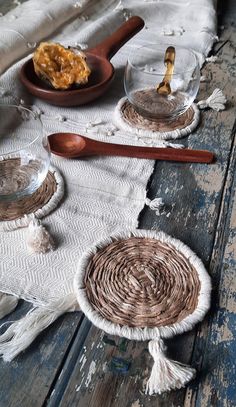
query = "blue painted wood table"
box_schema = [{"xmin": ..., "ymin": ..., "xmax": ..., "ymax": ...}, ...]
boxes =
[{"xmin": 0, "ymin": 0, "xmax": 235, "ymax": 406}]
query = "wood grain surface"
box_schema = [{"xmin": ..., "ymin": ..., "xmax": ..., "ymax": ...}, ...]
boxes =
[{"xmin": 0, "ymin": 1, "xmax": 235, "ymax": 407}]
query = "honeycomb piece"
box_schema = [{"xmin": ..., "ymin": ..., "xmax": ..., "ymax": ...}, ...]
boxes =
[{"xmin": 33, "ymin": 42, "xmax": 91, "ymax": 90}]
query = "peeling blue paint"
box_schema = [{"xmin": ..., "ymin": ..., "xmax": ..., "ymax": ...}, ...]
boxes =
[{"xmin": 109, "ymin": 357, "xmax": 131, "ymax": 374}]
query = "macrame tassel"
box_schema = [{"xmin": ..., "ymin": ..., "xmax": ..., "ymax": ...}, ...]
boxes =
[
  {"xmin": 197, "ymin": 88, "xmax": 226, "ymax": 111},
  {"xmin": 0, "ymin": 294, "xmax": 78, "ymax": 362},
  {"xmin": 26, "ymin": 217, "xmax": 55, "ymax": 254},
  {"xmin": 146, "ymin": 339, "xmax": 196, "ymax": 395},
  {"xmin": 145, "ymin": 197, "xmax": 164, "ymax": 215},
  {"xmin": 0, "ymin": 293, "xmax": 18, "ymax": 319},
  {"xmin": 205, "ymin": 55, "xmax": 218, "ymax": 63}
]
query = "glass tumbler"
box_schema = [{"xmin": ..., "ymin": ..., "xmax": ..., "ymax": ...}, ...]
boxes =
[
  {"xmin": 0, "ymin": 104, "xmax": 50, "ymax": 202},
  {"xmin": 124, "ymin": 45, "xmax": 200, "ymax": 122}
]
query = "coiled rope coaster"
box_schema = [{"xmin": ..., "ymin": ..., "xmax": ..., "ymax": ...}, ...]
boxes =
[
  {"xmin": 114, "ymin": 97, "xmax": 200, "ymax": 141},
  {"xmin": 74, "ymin": 229, "xmax": 211, "ymax": 395},
  {"xmin": 0, "ymin": 164, "xmax": 64, "ymax": 253}
]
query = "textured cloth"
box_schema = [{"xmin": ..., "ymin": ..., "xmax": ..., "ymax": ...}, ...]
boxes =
[{"xmin": 0, "ymin": 0, "xmax": 217, "ymax": 307}]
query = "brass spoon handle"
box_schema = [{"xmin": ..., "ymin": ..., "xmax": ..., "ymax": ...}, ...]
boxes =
[{"xmin": 157, "ymin": 46, "xmax": 175, "ymax": 95}]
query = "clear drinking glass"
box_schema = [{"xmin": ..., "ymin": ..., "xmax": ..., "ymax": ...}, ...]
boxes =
[
  {"xmin": 124, "ymin": 45, "xmax": 200, "ymax": 121},
  {"xmin": 0, "ymin": 104, "xmax": 50, "ymax": 201}
]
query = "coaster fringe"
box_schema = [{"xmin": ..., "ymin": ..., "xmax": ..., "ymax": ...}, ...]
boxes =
[
  {"xmin": 146, "ymin": 339, "xmax": 196, "ymax": 395},
  {"xmin": 0, "ymin": 294, "xmax": 78, "ymax": 362},
  {"xmin": 0, "ymin": 293, "xmax": 19, "ymax": 320}
]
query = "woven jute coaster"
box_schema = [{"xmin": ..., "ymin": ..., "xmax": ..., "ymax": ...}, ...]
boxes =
[
  {"xmin": 84, "ymin": 236, "xmax": 200, "ymax": 328},
  {"xmin": 0, "ymin": 163, "xmax": 64, "ymax": 229},
  {"xmin": 74, "ymin": 229, "xmax": 211, "ymax": 395},
  {"xmin": 114, "ymin": 97, "xmax": 200, "ymax": 140},
  {"xmin": 0, "ymin": 171, "xmax": 56, "ymax": 222}
]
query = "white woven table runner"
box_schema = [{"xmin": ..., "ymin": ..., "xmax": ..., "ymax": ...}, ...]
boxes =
[{"xmin": 0, "ymin": 0, "xmax": 216, "ymax": 360}]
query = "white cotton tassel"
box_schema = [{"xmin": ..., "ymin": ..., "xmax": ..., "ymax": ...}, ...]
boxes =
[
  {"xmin": 197, "ymin": 88, "xmax": 227, "ymax": 111},
  {"xmin": 0, "ymin": 294, "xmax": 18, "ymax": 319},
  {"xmin": 146, "ymin": 339, "xmax": 196, "ymax": 395},
  {"xmin": 27, "ymin": 217, "xmax": 55, "ymax": 254},
  {"xmin": 200, "ymin": 75, "xmax": 207, "ymax": 82},
  {"xmin": 0, "ymin": 294, "xmax": 78, "ymax": 362},
  {"xmin": 145, "ymin": 197, "xmax": 164, "ymax": 215},
  {"xmin": 205, "ymin": 55, "xmax": 218, "ymax": 63}
]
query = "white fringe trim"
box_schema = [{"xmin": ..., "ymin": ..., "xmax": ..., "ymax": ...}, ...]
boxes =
[
  {"xmin": 0, "ymin": 293, "xmax": 19, "ymax": 319},
  {"xmin": 0, "ymin": 293, "xmax": 78, "ymax": 362},
  {"xmin": 114, "ymin": 97, "xmax": 200, "ymax": 141},
  {"xmin": 74, "ymin": 229, "xmax": 211, "ymax": 341}
]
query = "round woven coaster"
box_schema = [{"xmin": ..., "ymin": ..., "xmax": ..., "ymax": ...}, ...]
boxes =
[
  {"xmin": 114, "ymin": 97, "xmax": 200, "ymax": 141},
  {"xmin": 0, "ymin": 164, "xmax": 63, "ymax": 223},
  {"xmin": 75, "ymin": 230, "xmax": 211, "ymax": 395},
  {"xmin": 75, "ymin": 230, "xmax": 211, "ymax": 341},
  {"xmin": 84, "ymin": 237, "xmax": 200, "ymax": 328}
]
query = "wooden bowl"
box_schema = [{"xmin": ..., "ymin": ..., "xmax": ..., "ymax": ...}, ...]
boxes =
[
  {"xmin": 19, "ymin": 16, "xmax": 145, "ymax": 107},
  {"xmin": 20, "ymin": 55, "xmax": 114, "ymax": 107}
]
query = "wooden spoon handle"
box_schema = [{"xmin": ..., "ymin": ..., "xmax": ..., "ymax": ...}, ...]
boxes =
[
  {"xmin": 88, "ymin": 16, "xmax": 144, "ymax": 60},
  {"xmin": 88, "ymin": 140, "xmax": 215, "ymax": 163}
]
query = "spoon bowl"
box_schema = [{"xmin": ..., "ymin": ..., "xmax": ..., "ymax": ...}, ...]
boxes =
[
  {"xmin": 49, "ymin": 133, "xmax": 87, "ymax": 157},
  {"xmin": 20, "ymin": 16, "xmax": 145, "ymax": 107},
  {"xmin": 48, "ymin": 132, "xmax": 215, "ymax": 163}
]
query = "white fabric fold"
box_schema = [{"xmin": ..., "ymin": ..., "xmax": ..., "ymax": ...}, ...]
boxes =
[
  {"xmin": 0, "ymin": 0, "xmax": 217, "ymax": 74},
  {"xmin": 0, "ymin": 0, "xmax": 92, "ymax": 74}
]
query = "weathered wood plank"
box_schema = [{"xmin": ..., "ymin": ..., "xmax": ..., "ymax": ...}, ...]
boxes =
[
  {"xmin": 184, "ymin": 133, "xmax": 236, "ymax": 407},
  {"xmin": 48, "ymin": 17, "xmax": 236, "ymax": 407},
  {"xmin": 52, "ymin": 326, "xmax": 194, "ymax": 407},
  {"xmin": 0, "ymin": 303, "xmax": 83, "ymax": 407},
  {"xmin": 184, "ymin": 10, "xmax": 236, "ymax": 404}
]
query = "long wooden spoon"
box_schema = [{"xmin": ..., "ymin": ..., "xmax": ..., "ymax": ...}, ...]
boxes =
[{"xmin": 48, "ymin": 133, "xmax": 215, "ymax": 163}]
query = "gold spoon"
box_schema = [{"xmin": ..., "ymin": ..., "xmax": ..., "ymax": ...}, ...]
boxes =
[{"xmin": 157, "ymin": 46, "xmax": 175, "ymax": 95}]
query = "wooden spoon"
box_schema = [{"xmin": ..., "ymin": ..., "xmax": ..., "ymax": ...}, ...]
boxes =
[{"xmin": 48, "ymin": 133, "xmax": 215, "ymax": 163}]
